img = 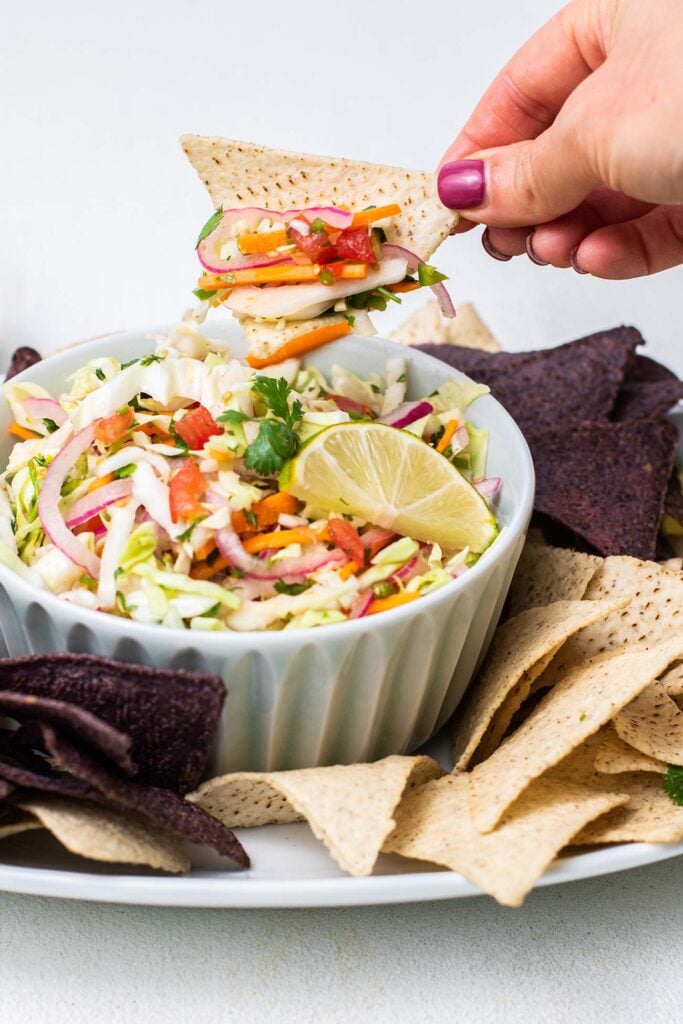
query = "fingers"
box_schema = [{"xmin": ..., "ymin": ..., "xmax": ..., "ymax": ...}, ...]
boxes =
[
  {"xmin": 480, "ymin": 190, "xmax": 656, "ymax": 266},
  {"xmin": 573, "ymin": 205, "xmax": 683, "ymax": 279},
  {"xmin": 530, "ymin": 192, "xmax": 654, "ymax": 266},
  {"xmin": 439, "ymin": 104, "xmax": 602, "ymax": 228},
  {"xmin": 440, "ymin": 0, "xmax": 604, "ymax": 166}
]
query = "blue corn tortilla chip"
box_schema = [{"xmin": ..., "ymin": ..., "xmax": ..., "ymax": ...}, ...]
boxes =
[
  {"xmin": 527, "ymin": 420, "xmax": 677, "ymax": 560},
  {"xmin": 35, "ymin": 723, "xmax": 248, "ymax": 868},
  {"xmin": 5, "ymin": 347, "xmax": 42, "ymax": 381},
  {"xmin": 613, "ymin": 354, "xmax": 683, "ymax": 420},
  {"xmin": 418, "ymin": 326, "xmax": 640, "ymax": 427},
  {"xmin": 0, "ymin": 654, "xmax": 225, "ymax": 793},
  {"xmin": 0, "ymin": 692, "xmax": 134, "ymax": 775}
]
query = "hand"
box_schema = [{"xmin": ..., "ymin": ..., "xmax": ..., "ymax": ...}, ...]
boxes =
[{"xmin": 437, "ymin": 0, "xmax": 683, "ymax": 279}]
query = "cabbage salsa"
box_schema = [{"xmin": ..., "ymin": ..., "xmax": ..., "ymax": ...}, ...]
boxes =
[{"xmin": 0, "ymin": 324, "xmax": 500, "ymax": 632}]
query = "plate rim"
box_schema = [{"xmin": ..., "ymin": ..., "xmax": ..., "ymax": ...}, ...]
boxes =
[{"xmin": 0, "ymin": 838, "xmax": 680, "ymax": 907}]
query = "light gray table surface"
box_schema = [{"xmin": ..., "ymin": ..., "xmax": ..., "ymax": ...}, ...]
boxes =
[{"xmin": 1, "ymin": 1, "xmax": 682, "ymax": 1020}]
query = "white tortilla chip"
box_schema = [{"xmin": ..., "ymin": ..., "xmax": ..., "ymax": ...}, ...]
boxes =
[
  {"xmin": 19, "ymin": 799, "xmax": 190, "ymax": 873},
  {"xmin": 239, "ymin": 313, "xmax": 350, "ymax": 363},
  {"xmin": 389, "ymin": 301, "xmax": 500, "ymax": 351},
  {"xmin": 614, "ymin": 679, "xmax": 683, "ymax": 764},
  {"xmin": 451, "ymin": 596, "xmax": 630, "ymax": 770},
  {"xmin": 191, "ymin": 755, "xmax": 443, "ymax": 877},
  {"xmin": 537, "ymin": 557, "xmax": 683, "ymax": 688},
  {"xmin": 384, "ymin": 773, "xmax": 626, "ymax": 907},
  {"xmin": 552, "ymin": 731, "xmax": 683, "ymax": 844},
  {"xmin": 0, "ymin": 811, "xmax": 42, "ymax": 840},
  {"xmin": 594, "ymin": 726, "xmax": 666, "ymax": 775},
  {"xmin": 505, "ymin": 543, "xmax": 601, "ymax": 619},
  {"xmin": 468, "ymin": 636, "xmax": 683, "ymax": 833},
  {"xmin": 662, "ymin": 661, "xmax": 683, "ymax": 706},
  {"xmin": 181, "ymin": 136, "xmax": 457, "ymax": 261}
]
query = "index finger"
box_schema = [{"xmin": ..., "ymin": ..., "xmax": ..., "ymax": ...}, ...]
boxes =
[{"xmin": 440, "ymin": 0, "xmax": 604, "ymax": 167}]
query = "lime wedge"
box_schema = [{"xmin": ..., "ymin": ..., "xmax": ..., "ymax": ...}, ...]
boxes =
[{"xmin": 281, "ymin": 423, "xmax": 498, "ymax": 552}]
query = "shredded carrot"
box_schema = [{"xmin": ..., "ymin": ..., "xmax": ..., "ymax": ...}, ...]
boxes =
[
  {"xmin": 388, "ymin": 280, "xmax": 421, "ymax": 294},
  {"xmin": 237, "ymin": 229, "xmax": 289, "ymax": 254},
  {"xmin": 338, "ymin": 561, "xmax": 360, "ymax": 581},
  {"xmin": 9, "ymin": 423, "xmax": 41, "ymax": 441},
  {"xmin": 232, "ymin": 492, "xmax": 299, "ymax": 535},
  {"xmin": 437, "ymin": 419, "xmax": 459, "ymax": 454},
  {"xmin": 242, "ymin": 527, "xmax": 322, "ymax": 554},
  {"xmin": 190, "ymin": 555, "xmax": 230, "ymax": 580},
  {"xmin": 87, "ymin": 472, "xmax": 116, "ymax": 494},
  {"xmin": 247, "ymin": 321, "xmax": 352, "ymax": 369},
  {"xmin": 194, "ymin": 539, "xmax": 217, "ymax": 562},
  {"xmin": 198, "ymin": 261, "xmax": 367, "ymax": 290},
  {"xmin": 367, "ymin": 592, "xmax": 421, "ymax": 615},
  {"xmin": 351, "ymin": 204, "xmax": 402, "ymax": 228}
]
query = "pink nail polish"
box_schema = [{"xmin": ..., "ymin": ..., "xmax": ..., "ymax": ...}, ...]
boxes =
[
  {"xmin": 526, "ymin": 233, "xmax": 549, "ymax": 267},
  {"xmin": 570, "ymin": 247, "xmax": 588, "ymax": 275},
  {"xmin": 481, "ymin": 228, "xmax": 511, "ymax": 262},
  {"xmin": 438, "ymin": 160, "xmax": 486, "ymax": 209}
]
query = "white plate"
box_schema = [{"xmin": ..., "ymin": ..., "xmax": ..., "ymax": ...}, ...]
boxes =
[
  {"xmin": 0, "ymin": 820, "xmax": 681, "ymax": 907},
  {"xmin": 0, "ymin": 725, "xmax": 681, "ymax": 907}
]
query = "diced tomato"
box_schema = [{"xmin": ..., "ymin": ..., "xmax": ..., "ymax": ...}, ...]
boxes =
[
  {"xmin": 93, "ymin": 406, "xmax": 135, "ymax": 445},
  {"xmin": 334, "ymin": 227, "xmax": 377, "ymax": 264},
  {"xmin": 328, "ymin": 394, "xmax": 371, "ymax": 416},
  {"xmin": 287, "ymin": 225, "xmax": 337, "ymax": 264},
  {"xmin": 174, "ymin": 405, "xmax": 221, "ymax": 450},
  {"xmin": 328, "ymin": 518, "xmax": 365, "ymax": 565},
  {"xmin": 169, "ymin": 459, "xmax": 206, "ymax": 523},
  {"xmin": 73, "ymin": 514, "xmax": 103, "ymax": 536}
]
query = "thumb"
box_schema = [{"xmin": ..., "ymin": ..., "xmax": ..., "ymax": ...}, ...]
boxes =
[{"xmin": 438, "ymin": 108, "xmax": 601, "ymax": 229}]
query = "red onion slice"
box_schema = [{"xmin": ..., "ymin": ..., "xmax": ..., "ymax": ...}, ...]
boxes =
[
  {"xmin": 390, "ymin": 554, "xmax": 428, "ymax": 585},
  {"xmin": 349, "ymin": 591, "xmax": 373, "ymax": 619},
  {"xmin": 378, "ymin": 400, "xmax": 433, "ymax": 429},
  {"xmin": 65, "ymin": 479, "xmax": 134, "ymax": 529},
  {"xmin": 360, "ymin": 527, "xmax": 398, "ymax": 551},
  {"xmin": 381, "ymin": 243, "xmax": 456, "ymax": 318},
  {"xmin": 37, "ymin": 426, "xmax": 101, "ymax": 579},
  {"xmin": 22, "ymin": 397, "xmax": 68, "ymax": 428},
  {"xmin": 197, "ymin": 205, "xmax": 354, "ymax": 272},
  {"xmin": 215, "ymin": 524, "xmax": 346, "ymax": 580},
  {"xmin": 474, "ymin": 477, "xmax": 502, "ymax": 498}
]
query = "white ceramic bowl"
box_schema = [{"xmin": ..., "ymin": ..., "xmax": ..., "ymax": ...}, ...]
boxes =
[{"xmin": 0, "ymin": 326, "xmax": 534, "ymax": 773}]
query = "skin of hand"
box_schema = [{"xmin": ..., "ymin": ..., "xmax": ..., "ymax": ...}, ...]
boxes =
[{"xmin": 437, "ymin": 0, "xmax": 683, "ymax": 279}]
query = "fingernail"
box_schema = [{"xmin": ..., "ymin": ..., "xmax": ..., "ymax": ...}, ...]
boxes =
[
  {"xmin": 481, "ymin": 228, "xmax": 511, "ymax": 262},
  {"xmin": 438, "ymin": 159, "xmax": 486, "ymax": 209},
  {"xmin": 570, "ymin": 247, "xmax": 588, "ymax": 275},
  {"xmin": 526, "ymin": 232, "xmax": 549, "ymax": 267}
]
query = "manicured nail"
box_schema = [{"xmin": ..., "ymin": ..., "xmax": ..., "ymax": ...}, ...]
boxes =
[
  {"xmin": 438, "ymin": 159, "xmax": 486, "ymax": 209},
  {"xmin": 570, "ymin": 247, "xmax": 588, "ymax": 275},
  {"xmin": 481, "ymin": 227, "xmax": 511, "ymax": 262},
  {"xmin": 526, "ymin": 232, "xmax": 549, "ymax": 267}
]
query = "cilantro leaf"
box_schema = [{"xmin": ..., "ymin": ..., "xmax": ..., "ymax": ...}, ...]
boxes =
[
  {"xmin": 95, "ymin": 367, "xmax": 106, "ymax": 381},
  {"xmin": 195, "ymin": 206, "xmax": 223, "ymax": 248},
  {"xmin": 193, "ymin": 287, "xmax": 216, "ymax": 301},
  {"xmin": 418, "ymin": 263, "xmax": 448, "ymax": 287},
  {"xmin": 243, "ymin": 420, "xmax": 299, "ymax": 476},
  {"xmin": 140, "ymin": 354, "xmax": 163, "ymax": 367},
  {"xmin": 42, "ymin": 418, "xmax": 59, "ymax": 434},
  {"xmin": 664, "ymin": 765, "xmax": 683, "ymax": 805},
  {"xmin": 217, "ymin": 409, "xmax": 249, "ymax": 425},
  {"xmin": 252, "ymin": 376, "xmax": 303, "ymax": 430},
  {"xmin": 274, "ymin": 579, "xmax": 313, "ymax": 596},
  {"xmin": 375, "ymin": 286, "xmax": 402, "ymax": 305}
]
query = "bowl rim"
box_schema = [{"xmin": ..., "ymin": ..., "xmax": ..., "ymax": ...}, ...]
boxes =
[{"xmin": 0, "ymin": 327, "xmax": 535, "ymax": 646}]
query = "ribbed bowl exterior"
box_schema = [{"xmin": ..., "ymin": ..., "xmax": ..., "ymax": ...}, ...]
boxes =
[
  {"xmin": 0, "ymin": 529, "xmax": 525, "ymax": 773},
  {"xmin": 0, "ymin": 328, "xmax": 534, "ymax": 773}
]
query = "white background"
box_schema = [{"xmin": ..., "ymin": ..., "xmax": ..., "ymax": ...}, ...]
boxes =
[{"xmin": 1, "ymin": 1, "xmax": 682, "ymax": 1021}]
